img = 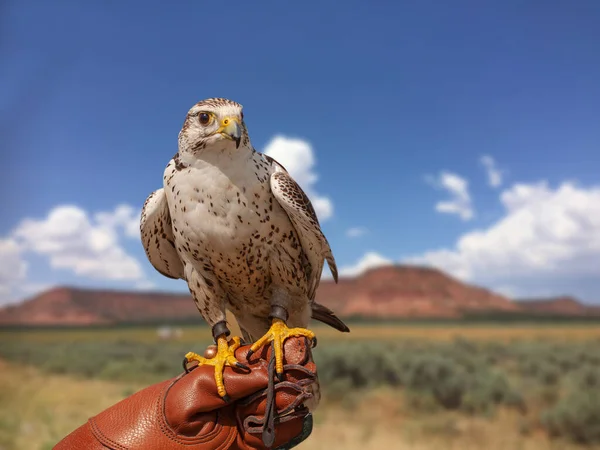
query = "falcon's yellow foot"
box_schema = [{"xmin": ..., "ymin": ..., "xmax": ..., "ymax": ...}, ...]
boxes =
[
  {"xmin": 185, "ymin": 335, "xmax": 249, "ymax": 400},
  {"xmin": 247, "ymin": 319, "xmax": 316, "ymax": 376}
]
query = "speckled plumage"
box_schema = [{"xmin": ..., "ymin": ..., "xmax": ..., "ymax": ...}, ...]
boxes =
[{"xmin": 141, "ymin": 98, "xmax": 345, "ymax": 342}]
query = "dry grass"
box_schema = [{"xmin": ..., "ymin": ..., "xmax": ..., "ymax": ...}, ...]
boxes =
[
  {"xmin": 1, "ymin": 361, "xmax": 596, "ymax": 450},
  {"xmin": 0, "ymin": 360, "xmax": 143, "ymax": 450},
  {"xmin": 3, "ymin": 322, "xmax": 600, "ymax": 346}
]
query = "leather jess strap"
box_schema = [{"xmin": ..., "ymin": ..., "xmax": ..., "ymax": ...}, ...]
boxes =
[
  {"xmin": 240, "ymin": 340, "xmax": 317, "ymax": 448},
  {"xmin": 263, "ymin": 347, "xmax": 278, "ymax": 446}
]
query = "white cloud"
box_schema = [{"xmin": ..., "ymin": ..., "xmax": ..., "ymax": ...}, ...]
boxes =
[
  {"xmin": 338, "ymin": 252, "xmax": 393, "ymax": 278},
  {"xmin": 264, "ymin": 135, "xmax": 333, "ymax": 221},
  {"xmin": 405, "ymin": 181, "xmax": 600, "ymax": 300},
  {"xmin": 12, "ymin": 204, "xmax": 147, "ymax": 283},
  {"xmin": 426, "ymin": 171, "xmax": 474, "ymax": 221},
  {"xmin": 480, "ymin": 155, "xmax": 503, "ymax": 188},
  {"xmin": 95, "ymin": 204, "xmax": 140, "ymax": 239},
  {"xmin": 346, "ymin": 227, "xmax": 368, "ymax": 238},
  {"xmin": 0, "ymin": 238, "xmax": 28, "ymax": 303}
]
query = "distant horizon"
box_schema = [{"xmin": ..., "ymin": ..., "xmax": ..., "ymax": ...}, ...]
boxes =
[{"xmin": 7, "ymin": 263, "xmax": 596, "ymax": 308}]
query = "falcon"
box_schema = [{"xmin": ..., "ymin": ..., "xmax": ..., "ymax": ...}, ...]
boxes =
[{"xmin": 140, "ymin": 97, "xmax": 349, "ymax": 399}]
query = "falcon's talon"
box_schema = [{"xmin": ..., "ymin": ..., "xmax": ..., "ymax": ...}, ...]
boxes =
[
  {"xmin": 235, "ymin": 362, "xmax": 250, "ymax": 372},
  {"xmin": 184, "ymin": 334, "xmax": 245, "ymax": 398},
  {"xmin": 249, "ymin": 318, "xmax": 316, "ymax": 376}
]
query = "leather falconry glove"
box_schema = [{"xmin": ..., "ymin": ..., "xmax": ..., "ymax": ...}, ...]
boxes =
[{"xmin": 54, "ymin": 337, "xmax": 317, "ymax": 450}]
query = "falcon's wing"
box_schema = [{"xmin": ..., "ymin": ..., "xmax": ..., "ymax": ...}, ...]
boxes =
[
  {"xmin": 140, "ymin": 188, "xmax": 184, "ymax": 280},
  {"xmin": 266, "ymin": 155, "xmax": 338, "ymax": 302}
]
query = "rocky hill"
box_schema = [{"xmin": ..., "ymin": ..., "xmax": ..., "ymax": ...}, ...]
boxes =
[
  {"xmin": 0, "ymin": 287, "xmax": 198, "ymax": 326},
  {"xmin": 316, "ymin": 265, "xmax": 519, "ymax": 318},
  {"xmin": 0, "ymin": 265, "xmax": 596, "ymax": 327},
  {"xmin": 515, "ymin": 296, "xmax": 600, "ymax": 317}
]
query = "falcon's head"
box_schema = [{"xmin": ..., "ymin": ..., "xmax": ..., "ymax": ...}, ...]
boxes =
[{"xmin": 178, "ymin": 98, "xmax": 249, "ymax": 155}]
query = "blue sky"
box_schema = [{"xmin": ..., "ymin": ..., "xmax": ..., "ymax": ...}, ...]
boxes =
[{"xmin": 2, "ymin": 1, "xmax": 600, "ymax": 304}]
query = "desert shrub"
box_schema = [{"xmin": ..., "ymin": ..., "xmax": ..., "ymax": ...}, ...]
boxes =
[
  {"xmin": 479, "ymin": 371, "xmax": 512, "ymax": 403},
  {"xmin": 0, "ymin": 340, "xmax": 204, "ymax": 383},
  {"xmin": 512, "ymin": 341, "xmax": 600, "ymax": 381},
  {"xmin": 537, "ymin": 363, "xmax": 561, "ymax": 386},
  {"xmin": 504, "ymin": 389, "xmax": 528, "ymax": 414},
  {"xmin": 314, "ymin": 342, "xmax": 405, "ymax": 390},
  {"xmin": 322, "ymin": 377, "xmax": 355, "ymax": 401},
  {"xmin": 517, "ymin": 354, "xmax": 562, "ymax": 387},
  {"xmin": 550, "ymin": 351, "xmax": 581, "ymax": 372},
  {"xmin": 450, "ymin": 336, "xmax": 478, "ymax": 354},
  {"xmin": 535, "ymin": 386, "xmax": 560, "ymax": 407},
  {"xmin": 402, "ymin": 354, "xmax": 467, "ymax": 409},
  {"xmin": 572, "ymin": 366, "xmax": 600, "ymax": 389},
  {"xmin": 319, "ymin": 342, "xmax": 523, "ymax": 414},
  {"xmin": 460, "ymin": 370, "xmax": 517, "ymax": 415},
  {"xmin": 541, "ymin": 391, "xmax": 600, "ymax": 444},
  {"xmin": 404, "ymin": 390, "xmax": 441, "ymax": 413},
  {"xmin": 481, "ymin": 341, "xmax": 510, "ymax": 365},
  {"xmin": 460, "ymin": 390, "xmax": 492, "ymax": 415},
  {"xmin": 584, "ymin": 348, "xmax": 600, "ymax": 367}
]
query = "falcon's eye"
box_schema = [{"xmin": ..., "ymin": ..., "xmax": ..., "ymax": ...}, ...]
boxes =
[{"xmin": 199, "ymin": 113, "xmax": 211, "ymax": 125}]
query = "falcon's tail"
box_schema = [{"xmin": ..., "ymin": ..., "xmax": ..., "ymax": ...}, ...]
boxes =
[{"xmin": 311, "ymin": 303, "xmax": 350, "ymax": 333}]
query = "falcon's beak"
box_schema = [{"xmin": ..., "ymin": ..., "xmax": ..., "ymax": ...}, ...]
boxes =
[{"xmin": 217, "ymin": 116, "xmax": 242, "ymax": 148}]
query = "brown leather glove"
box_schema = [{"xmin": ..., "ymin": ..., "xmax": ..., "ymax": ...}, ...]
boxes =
[{"xmin": 54, "ymin": 337, "xmax": 317, "ymax": 450}]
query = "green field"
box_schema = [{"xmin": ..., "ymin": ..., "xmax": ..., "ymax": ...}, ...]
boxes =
[{"xmin": 1, "ymin": 323, "xmax": 600, "ymax": 450}]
